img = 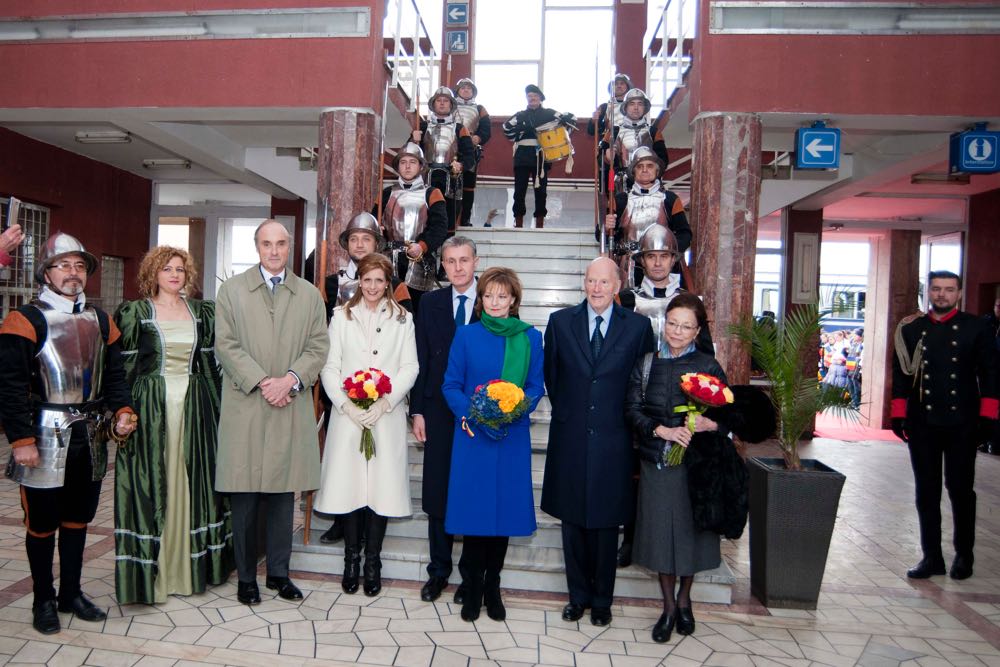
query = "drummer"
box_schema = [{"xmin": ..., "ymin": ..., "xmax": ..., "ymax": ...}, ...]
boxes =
[{"xmin": 501, "ymin": 84, "xmax": 576, "ymax": 229}]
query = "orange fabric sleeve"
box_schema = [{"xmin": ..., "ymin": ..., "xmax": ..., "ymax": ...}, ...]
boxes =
[
  {"xmin": 393, "ymin": 282, "xmax": 411, "ymax": 304},
  {"xmin": 0, "ymin": 311, "xmax": 37, "ymax": 343},
  {"xmin": 107, "ymin": 318, "xmax": 122, "ymax": 345},
  {"xmin": 671, "ymin": 198, "xmax": 686, "ymax": 216},
  {"xmin": 428, "ymin": 189, "xmax": 445, "ymax": 206},
  {"xmin": 11, "ymin": 437, "xmax": 35, "ymax": 449}
]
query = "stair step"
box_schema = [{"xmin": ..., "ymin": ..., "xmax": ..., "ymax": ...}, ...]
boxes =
[{"xmin": 290, "ymin": 529, "xmax": 735, "ymax": 603}]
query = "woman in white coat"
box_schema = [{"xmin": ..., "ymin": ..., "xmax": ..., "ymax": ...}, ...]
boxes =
[{"xmin": 315, "ymin": 253, "xmax": 418, "ymax": 596}]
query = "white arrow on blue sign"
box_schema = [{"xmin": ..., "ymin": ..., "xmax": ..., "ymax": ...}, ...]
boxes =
[
  {"xmin": 795, "ymin": 127, "xmax": 841, "ymax": 169},
  {"xmin": 446, "ymin": 3, "xmax": 469, "ymax": 26}
]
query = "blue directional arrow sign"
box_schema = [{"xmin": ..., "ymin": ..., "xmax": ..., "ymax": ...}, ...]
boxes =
[
  {"xmin": 950, "ymin": 127, "xmax": 999, "ymax": 174},
  {"xmin": 795, "ymin": 125, "xmax": 841, "ymax": 169},
  {"xmin": 446, "ymin": 2, "xmax": 469, "ymax": 26},
  {"xmin": 446, "ymin": 30, "xmax": 468, "ymax": 54}
]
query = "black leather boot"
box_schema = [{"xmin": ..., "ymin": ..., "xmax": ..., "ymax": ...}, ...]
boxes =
[
  {"xmin": 341, "ymin": 510, "xmax": 363, "ymax": 594},
  {"xmin": 363, "ymin": 509, "xmax": 388, "ymax": 597}
]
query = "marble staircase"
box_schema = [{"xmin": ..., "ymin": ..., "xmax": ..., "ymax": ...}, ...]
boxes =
[{"xmin": 290, "ymin": 227, "xmax": 735, "ymax": 603}]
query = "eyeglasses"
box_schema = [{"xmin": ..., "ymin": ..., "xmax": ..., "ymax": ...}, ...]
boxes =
[
  {"xmin": 664, "ymin": 321, "xmax": 698, "ymax": 333},
  {"xmin": 51, "ymin": 261, "xmax": 88, "ymax": 273}
]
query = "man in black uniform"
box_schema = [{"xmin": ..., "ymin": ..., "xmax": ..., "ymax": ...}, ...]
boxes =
[
  {"xmin": 891, "ymin": 270, "xmax": 998, "ymax": 580},
  {"xmin": 0, "ymin": 232, "xmax": 136, "ymax": 634},
  {"xmin": 453, "ymin": 78, "xmax": 492, "ymax": 227},
  {"xmin": 502, "ymin": 85, "xmax": 575, "ymax": 229}
]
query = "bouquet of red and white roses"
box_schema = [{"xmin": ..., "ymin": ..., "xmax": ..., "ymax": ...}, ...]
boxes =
[
  {"xmin": 343, "ymin": 368, "xmax": 392, "ymax": 461},
  {"xmin": 665, "ymin": 372, "xmax": 734, "ymax": 466}
]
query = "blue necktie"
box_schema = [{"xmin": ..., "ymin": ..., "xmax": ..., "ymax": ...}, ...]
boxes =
[
  {"xmin": 455, "ymin": 294, "xmax": 467, "ymax": 327},
  {"xmin": 270, "ymin": 276, "xmax": 281, "ymax": 293},
  {"xmin": 592, "ymin": 315, "xmax": 604, "ymax": 360}
]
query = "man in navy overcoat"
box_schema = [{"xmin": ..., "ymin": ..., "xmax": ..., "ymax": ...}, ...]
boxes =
[
  {"xmin": 542, "ymin": 257, "xmax": 655, "ymax": 626},
  {"xmin": 410, "ymin": 236, "xmax": 479, "ymax": 602}
]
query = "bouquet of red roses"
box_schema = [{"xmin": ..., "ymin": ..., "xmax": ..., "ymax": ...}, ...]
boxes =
[
  {"xmin": 343, "ymin": 368, "xmax": 392, "ymax": 461},
  {"xmin": 666, "ymin": 372, "xmax": 734, "ymax": 466}
]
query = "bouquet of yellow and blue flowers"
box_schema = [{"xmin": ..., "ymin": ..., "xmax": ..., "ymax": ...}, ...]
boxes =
[{"xmin": 461, "ymin": 380, "xmax": 531, "ymax": 441}]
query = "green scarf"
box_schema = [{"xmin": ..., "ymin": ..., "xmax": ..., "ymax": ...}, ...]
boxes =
[{"xmin": 480, "ymin": 313, "xmax": 532, "ymax": 387}]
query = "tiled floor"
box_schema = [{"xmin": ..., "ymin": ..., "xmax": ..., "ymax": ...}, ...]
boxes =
[{"xmin": 2, "ymin": 432, "xmax": 1000, "ymax": 666}]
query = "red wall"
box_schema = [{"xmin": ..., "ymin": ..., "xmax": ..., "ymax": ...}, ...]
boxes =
[
  {"xmin": 692, "ymin": 1, "xmax": 1000, "ymax": 118},
  {"xmin": 0, "ymin": 1, "xmax": 386, "ymax": 112},
  {"xmin": 966, "ymin": 188, "xmax": 1000, "ymax": 316},
  {"xmin": 0, "ymin": 128, "xmax": 152, "ymax": 300}
]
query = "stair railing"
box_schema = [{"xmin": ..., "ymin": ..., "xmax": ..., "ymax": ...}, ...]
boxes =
[
  {"xmin": 384, "ymin": 0, "xmax": 437, "ymax": 112},
  {"xmin": 645, "ymin": 0, "xmax": 696, "ymax": 112}
]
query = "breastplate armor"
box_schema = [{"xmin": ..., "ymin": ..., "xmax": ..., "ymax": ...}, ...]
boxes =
[
  {"xmin": 35, "ymin": 302, "xmax": 106, "ymax": 405},
  {"xmin": 337, "ymin": 272, "xmax": 358, "ymax": 307},
  {"xmin": 423, "ymin": 120, "xmax": 458, "ymax": 166},
  {"xmin": 621, "ymin": 191, "xmax": 668, "ymax": 243},
  {"xmin": 632, "ymin": 290, "xmax": 674, "ymax": 351},
  {"xmin": 454, "ymin": 103, "xmax": 480, "ymax": 134},
  {"xmin": 616, "ymin": 124, "xmax": 653, "ymax": 165},
  {"xmin": 385, "ymin": 187, "xmax": 429, "ymax": 244}
]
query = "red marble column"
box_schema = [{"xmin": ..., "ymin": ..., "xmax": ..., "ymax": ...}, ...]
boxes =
[
  {"xmin": 864, "ymin": 230, "xmax": 920, "ymax": 429},
  {"xmin": 315, "ymin": 109, "xmax": 379, "ymax": 292},
  {"xmin": 690, "ymin": 112, "xmax": 762, "ymax": 384}
]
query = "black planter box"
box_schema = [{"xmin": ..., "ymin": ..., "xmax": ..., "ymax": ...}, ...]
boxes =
[{"xmin": 748, "ymin": 456, "xmax": 846, "ymax": 609}]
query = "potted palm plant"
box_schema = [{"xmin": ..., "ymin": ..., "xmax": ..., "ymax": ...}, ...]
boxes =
[{"xmin": 730, "ymin": 303, "xmax": 858, "ymax": 609}]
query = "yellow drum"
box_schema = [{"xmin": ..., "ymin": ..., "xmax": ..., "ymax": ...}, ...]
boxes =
[{"xmin": 536, "ymin": 120, "xmax": 573, "ymax": 163}]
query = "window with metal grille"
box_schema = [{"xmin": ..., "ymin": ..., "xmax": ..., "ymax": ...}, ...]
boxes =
[
  {"xmin": 99, "ymin": 256, "xmax": 125, "ymax": 314},
  {"xmin": 0, "ymin": 197, "xmax": 49, "ymax": 323}
]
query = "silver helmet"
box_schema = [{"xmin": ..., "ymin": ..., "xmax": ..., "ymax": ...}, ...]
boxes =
[
  {"xmin": 635, "ymin": 224, "xmax": 679, "ymax": 258},
  {"xmin": 392, "ymin": 142, "xmax": 427, "ymax": 171},
  {"xmin": 607, "ymin": 73, "xmax": 633, "ymax": 94},
  {"xmin": 427, "ymin": 86, "xmax": 457, "ymax": 114},
  {"xmin": 454, "ymin": 77, "xmax": 478, "ymax": 98},
  {"xmin": 619, "ymin": 88, "xmax": 652, "ymax": 118},
  {"xmin": 339, "ymin": 212, "xmax": 384, "ymax": 252},
  {"xmin": 35, "ymin": 232, "xmax": 98, "ymax": 284},
  {"xmin": 628, "ymin": 145, "xmax": 665, "ymax": 176}
]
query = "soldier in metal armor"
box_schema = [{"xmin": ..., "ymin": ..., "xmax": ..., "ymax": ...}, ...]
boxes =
[
  {"xmin": 502, "ymin": 84, "xmax": 577, "ymax": 228},
  {"xmin": 602, "ymin": 89, "xmax": 669, "ymax": 196},
  {"xmin": 453, "ymin": 78, "xmax": 492, "ymax": 227},
  {"xmin": 605, "ymin": 147, "xmax": 691, "ymax": 287},
  {"xmin": 378, "ymin": 142, "xmax": 449, "ymax": 311},
  {"xmin": 891, "ymin": 270, "xmax": 998, "ymax": 581},
  {"xmin": 587, "ymin": 73, "xmax": 632, "ymax": 139},
  {"xmin": 0, "ymin": 232, "xmax": 136, "ymax": 635},
  {"xmin": 411, "ymin": 87, "xmax": 476, "ymax": 234}
]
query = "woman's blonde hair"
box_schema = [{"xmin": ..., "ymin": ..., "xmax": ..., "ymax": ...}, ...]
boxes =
[
  {"xmin": 344, "ymin": 253, "xmax": 405, "ymax": 321},
  {"xmin": 137, "ymin": 246, "xmax": 197, "ymax": 298},
  {"xmin": 473, "ymin": 266, "xmax": 523, "ymax": 318}
]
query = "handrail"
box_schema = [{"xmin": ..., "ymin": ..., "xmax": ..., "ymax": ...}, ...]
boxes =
[
  {"xmin": 383, "ymin": 0, "xmax": 437, "ymax": 112},
  {"xmin": 645, "ymin": 0, "xmax": 696, "ymax": 111}
]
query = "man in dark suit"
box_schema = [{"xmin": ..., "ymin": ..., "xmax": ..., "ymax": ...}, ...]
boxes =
[
  {"xmin": 411, "ymin": 235, "xmax": 479, "ymax": 602},
  {"xmin": 542, "ymin": 257, "xmax": 655, "ymax": 626}
]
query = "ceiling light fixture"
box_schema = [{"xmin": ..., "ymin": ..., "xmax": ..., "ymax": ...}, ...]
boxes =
[
  {"xmin": 75, "ymin": 130, "xmax": 131, "ymax": 144},
  {"xmin": 142, "ymin": 159, "xmax": 192, "ymax": 170}
]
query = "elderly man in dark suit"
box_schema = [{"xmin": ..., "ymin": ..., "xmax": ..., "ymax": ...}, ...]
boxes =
[
  {"xmin": 411, "ymin": 236, "xmax": 480, "ymax": 602},
  {"xmin": 543, "ymin": 256, "xmax": 655, "ymax": 626}
]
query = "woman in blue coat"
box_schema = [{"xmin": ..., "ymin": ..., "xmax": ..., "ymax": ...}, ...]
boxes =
[{"xmin": 442, "ymin": 266, "xmax": 544, "ymax": 623}]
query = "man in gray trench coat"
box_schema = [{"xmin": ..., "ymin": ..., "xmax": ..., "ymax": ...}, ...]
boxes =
[{"xmin": 215, "ymin": 220, "xmax": 329, "ymax": 605}]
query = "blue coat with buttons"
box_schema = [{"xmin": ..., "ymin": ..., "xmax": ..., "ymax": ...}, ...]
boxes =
[{"xmin": 541, "ymin": 301, "xmax": 655, "ymax": 529}]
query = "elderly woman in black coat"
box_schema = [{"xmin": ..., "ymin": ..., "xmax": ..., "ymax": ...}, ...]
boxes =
[{"xmin": 624, "ymin": 292, "xmax": 735, "ymax": 644}]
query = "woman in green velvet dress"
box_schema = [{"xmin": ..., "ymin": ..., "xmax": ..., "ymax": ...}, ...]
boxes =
[{"xmin": 113, "ymin": 246, "xmax": 234, "ymax": 605}]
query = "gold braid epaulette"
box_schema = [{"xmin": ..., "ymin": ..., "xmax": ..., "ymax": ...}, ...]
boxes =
[{"xmin": 894, "ymin": 311, "xmax": 927, "ymax": 394}]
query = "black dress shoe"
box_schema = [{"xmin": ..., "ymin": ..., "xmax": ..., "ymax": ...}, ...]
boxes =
[
  {"xmin": 484, "ymin": 588, "xmax": 506, "ymax": 621},
  {"xmin": 676, "ymin": 606, "xmax": 695, "ymax": 635},
  {"xmin": 453, "ymin": 583, "xmax": 467, "ymax": 605},
  {"xmin": 907, "ymin": 557, "xmax": 946, "ymax": 579},
  {"xmin": 57, "ymin": 594, "xmax": 107, "ymax": 622},
  {"xmin": 319, "ymin": 522, "xmax": 344, "ymax": 544},
  {"xmin": 237, "ymin": 580, "xmax": 261, "ymax": 605},
  {"xmin": 265, "ymin": 576, "xmax": 303, "ymax": 600},
  {"xmin": 421, "ymin": 576, "xmax": 448, "ymax": 602},
  {"xmin": 950, "ymin": 554, "xmax": 974, "ymax": 580},
  {"xmin": 591, "ymin": 607, "xmax": 612, "ymax": 626},
  {"xmin": 651, "ymin": 611, "xmax": 675, "ymax": 643},
  {"xmin": 562, "ymin": 602, "xmax": 586, "ymax": 622},
  {"xmin": 617, "ymin": 542, "xmax": 633, "ymax": 568},
  {"xmin": 32, "ymin": 600, "xmax": 60, "ymax": 635}
]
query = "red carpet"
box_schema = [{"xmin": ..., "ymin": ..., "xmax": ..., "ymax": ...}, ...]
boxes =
[{"xmin": 814, "ymin": 412, "xmax": 901, "ymax": 442}]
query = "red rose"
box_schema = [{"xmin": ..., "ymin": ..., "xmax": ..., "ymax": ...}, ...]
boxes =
[{"xmin": 376, "ymin": 375, "xmax": 392, "ymax": 395}]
